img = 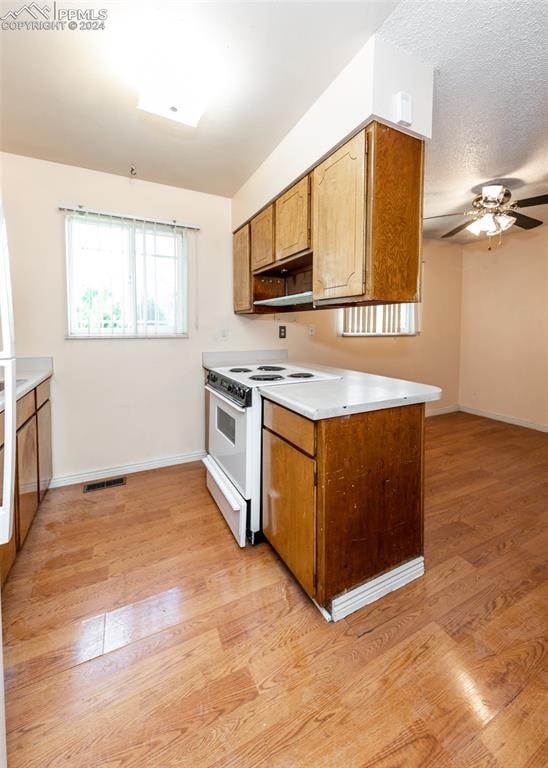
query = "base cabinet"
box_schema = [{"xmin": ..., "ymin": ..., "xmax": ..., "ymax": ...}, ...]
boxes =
[
  {"xmin": 262, "ymin": 401, "xmax": 425, "ymax": 611},
  {"xmin": 0, "ymin": 376, "xmax": 53, "ymax": 586},
  {"xmin": 0, "ymin": 446, "xmax": 17, "ymax": 586},
  {"xmin": 16, "ymin": 414, "xmax": 39, "ymax": 547},
  {"xmin": 38, "ymin": 400, "xmax": 52, "ymax": 501},
  {"xmin": 262, "ymin": 429, "xmax": 316, "ymax": 597}
]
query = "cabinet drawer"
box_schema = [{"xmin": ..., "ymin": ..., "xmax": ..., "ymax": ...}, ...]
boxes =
[
  {"xmin": 16, "ymin": 391, "xmax": 36, "ymax": 430},
  {"xmin": 36, "ymin": 378, "xmax": 51, "ymax": 408},
  {"xmin": 263, "ymin": 400, "xmax": 315, "ymax": 456}
]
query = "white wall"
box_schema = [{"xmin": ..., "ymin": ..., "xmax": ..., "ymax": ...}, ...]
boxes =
[
  {"xmin": 459, "ymin": 227, "xmax": 548, "ymax": 429},
  {"xmin": 232, "ymin": 34, "xmax": 433, "ymax": 228},
  {"xmin": 1, "ymin": 153, "xmax": 288, "ymax": 482}
]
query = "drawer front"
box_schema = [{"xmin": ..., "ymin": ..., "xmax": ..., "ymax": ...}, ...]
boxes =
[
  {"xmin": 0, "ymin": 411, "xmax": 3, "ymax": 448},
  {"xmin": 263, "ymin": 400, "xmax": 315, "ymax": 456},
  {"xmin": 16, "ymin": 391, "xmax": 36, "ymax": 430},
  {"xmin": 36, "ymin": 378, "xmax": 51, "ymax": 409}
]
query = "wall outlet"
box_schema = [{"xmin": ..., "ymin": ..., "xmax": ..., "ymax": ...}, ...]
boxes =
[
  {"xmin": 279, "ymin": 325, "xmax": 286, "ymax": 339},
  {"xmin": 308, "ymin": 324, "xmax": 316, "ymax": 337}
]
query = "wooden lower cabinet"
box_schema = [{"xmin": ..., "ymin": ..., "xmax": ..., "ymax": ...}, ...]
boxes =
[
  {"xmin": 262, "ymin": 429, "xmax": 316, "ymax": 597},
  {"xmin": 0, "ymin": 446, "xmax": 17, "ymax": 586},
  {"xmin": 37, "ymin": 399, "xmax": 52, "ymax": 501},
  {"xmin": 262, "ymin": 401, "xmax": 424, "ymax": 610},
  {"xmin": 17, "ymin": 414, "xmax": 39, "ymax": 547}
]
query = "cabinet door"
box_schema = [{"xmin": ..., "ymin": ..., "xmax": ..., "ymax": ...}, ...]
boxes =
[
  {"xmin": 17, "ymin": 414, "xmax": 39, "ymax": 547},
  {"xmin": 233, "ymin": 225, "xmax": 252, "ymax": 313},
  {"xmin": 250, "ymin": 205, "xmax": 275, "ymax": 271},
  {"xmin": 312, "ymin": 131, "xmax": 366, "ymax": 301},
  {"xmin": 365, "ymin": 122, "xmax": 423, "ymax": 302},
  {"xmin": 37, "ymin": 400, "xmax": 52, "ymax": 502},
  {"xmin": 262, "ymin": 429, "xmax": 316, "ymax": 596},
  {"xmin": 0, "ymin": 445, "xmax": 17, "ymax": 586},
  {"xmin": 275, "ymin": 176, "xmax": 310, "ymax": 261}
]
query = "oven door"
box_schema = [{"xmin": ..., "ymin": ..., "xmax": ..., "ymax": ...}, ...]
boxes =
[{"xmin": 206, "ymin": 386, "xmax": 251, "ymax": 499}]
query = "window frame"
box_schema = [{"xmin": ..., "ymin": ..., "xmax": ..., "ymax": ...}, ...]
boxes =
[
  {"xmin": 338, "ymin": 303, "xmax": 420, "ymax": 338},
  {"xmin": 64, "ymin": 211, "xmax": 189, "ymax": 340}
]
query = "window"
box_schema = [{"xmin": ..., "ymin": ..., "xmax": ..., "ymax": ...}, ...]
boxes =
[
  {"xmin": 340, "ymin": 303, "xmax": 418, "ymax": 337},
  {"xmin": 65, "ymin": 211, "xmax": 188, "ymax": 338}
]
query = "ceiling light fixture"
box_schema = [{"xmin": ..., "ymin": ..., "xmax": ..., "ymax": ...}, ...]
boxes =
[{"xmin": 466, "ymin": 211, "xmax": 516, "ymax": 237}]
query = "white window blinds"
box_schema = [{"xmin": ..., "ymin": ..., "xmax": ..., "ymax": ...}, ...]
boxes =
[
  {"xmin": 341, "ymin": 303, "xmax": 418, "ymax": 336},
  {"xmin": 65, "ymin": 211, "xmax": 189, "ymax": 338}
]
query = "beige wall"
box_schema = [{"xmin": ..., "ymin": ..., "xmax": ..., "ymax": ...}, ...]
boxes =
[
  {"xmin": 282, "ymin": 240, "xmax": 463, "ymax": 412},
  {"xmin": 1, "ymin": 153, "xmax": 288, "ymax": 482},
  {"xmin": 459, "ymin": 227, "xmax": 548, "ymax": 428}
]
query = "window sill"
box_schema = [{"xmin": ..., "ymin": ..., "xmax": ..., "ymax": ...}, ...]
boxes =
[
  {"xmin": 340, "ymin": 333, "xmax": 419, "ymax": 338},
  {"xmin": 65, "ymin": 334, "xmax": 189, "ymax": 340}
]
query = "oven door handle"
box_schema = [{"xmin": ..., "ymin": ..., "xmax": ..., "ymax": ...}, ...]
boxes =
[{"xmin": 205, "ymin": 385, "xmax": 247, "ymax": 414}]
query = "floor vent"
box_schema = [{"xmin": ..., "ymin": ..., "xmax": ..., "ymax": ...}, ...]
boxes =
[{"xmin": 83, "ymin": 477, "xmax": 127, "ymax": 493}]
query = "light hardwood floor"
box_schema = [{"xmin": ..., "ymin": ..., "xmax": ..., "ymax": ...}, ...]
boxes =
[{"xmin": 2, "ymin": 412, "xmax": 547, "ymax": 767}]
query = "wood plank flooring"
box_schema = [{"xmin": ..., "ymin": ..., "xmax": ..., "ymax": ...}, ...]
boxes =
[{"xmin": 2, "ymin": 412, "xmax": 547, "ymax": 767}]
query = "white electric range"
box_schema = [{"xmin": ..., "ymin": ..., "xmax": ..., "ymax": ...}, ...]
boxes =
[{"xmin": 203, "ymin": 362, "xmax": 341, "ymax": 546}]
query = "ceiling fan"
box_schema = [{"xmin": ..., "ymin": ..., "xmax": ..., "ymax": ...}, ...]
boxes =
[{"xmin": 425, "ymin": 185, "xmax": 548, "ymax": 246}]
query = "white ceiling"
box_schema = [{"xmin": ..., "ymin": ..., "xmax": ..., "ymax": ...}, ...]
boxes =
[
  {"xmin": 378, "ymin": 0, "xmax": 548, "ymax": 241},
  {"xmin": 0, "ymin": 0, "xmax": 396, "ymax": 196}
]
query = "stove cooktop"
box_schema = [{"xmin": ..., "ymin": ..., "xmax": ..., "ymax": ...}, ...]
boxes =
[{"xmin": 211, "ymin": 363, "xmax": 340, "ymax": 387}]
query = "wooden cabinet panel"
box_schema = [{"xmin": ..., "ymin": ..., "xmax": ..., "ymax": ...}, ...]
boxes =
[
  {"xmin": 36, "ymin": 378, "xmax": 51, "ymax": 409},
  {"xmin": 263, "ymin": 400, "xmax": 315, "ymax": 457},
  {"xmin": 275, "ymin": 177, "xmax": 310, "ymax": 261},
  {"xmin": 250, "ymin": 205, "xmax": 275, "ymax": 271},
  {"xmin": 316, "ymin": 404, "xmax": 424, "ymax": 606},
  {"xmin": 262, "ymin": 430, "xmax": 316, "ymax": 597},
  {"xmin": 16, "ymin": 390, "xmax": 35, "ymax": 430},
  {"xmin": 233, "ymin": 225, "xmax": 252, "ymax": 314},
  {"xmin": 365, "ymin": 122, "xmax": 423, "ymax": 302},
  {"xmin": 37, "ymin": 400, "xmax": 52, "ymax": 502},
  {"xmin": 312, "ymin": 131, "xmax": 366, "ymax": 301},
  {"xmin": 17, "ymin": 414, "xmax": 39, "ymax": 547},
  {"xmin": 0, "ymin": 446, "xmax": 17, "ymax": 586}
]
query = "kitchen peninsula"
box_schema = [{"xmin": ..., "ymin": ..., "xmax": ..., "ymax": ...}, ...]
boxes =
[{"xmin": 260, "ymin": 366, "xmax": 441, "ymax": 621}]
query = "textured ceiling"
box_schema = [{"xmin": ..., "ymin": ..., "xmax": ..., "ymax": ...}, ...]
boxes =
[
  {"xmin": 378, "ymin": 0, "xmax": 548, "ymax": 241},
  {"xmin": 0, "ymin": 0, "xmax": 396, "ymax": 196}
]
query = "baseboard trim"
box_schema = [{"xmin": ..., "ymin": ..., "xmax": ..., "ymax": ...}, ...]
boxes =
[
  {"xmin": 459, "ymin": 406, "xmax": 548, "ymax": 434},
  {"xmin": 50, "ymin": 450, "xmax": 207, "ymax": 489},
  {"xmin": 426, "ymin": 404, "xmax": 460, "ymax": 417},
  {"xmin": 329, "ymin": 556, "xmax": 425, "ymax": 622}
]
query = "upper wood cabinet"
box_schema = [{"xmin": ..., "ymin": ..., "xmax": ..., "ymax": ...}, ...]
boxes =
[
  {"xmin": 233, "ymin": 120, "xmax": 424, "ymax": 314},
  {"xmin": 313, "ymin": 122, "xmax": 423, "ymax": 304},
  {"xmin": 250, "ymin": 205, "xmax": 275, "ymax": 272},
  {"xmin": 275, "ymin": 176, "xmax": 311, "ymax": 262},
  {"xmin": 312, "ymin": 132, "xmax": 366, "ymax": 301},
  {"xmin": 233, "ymin": 225, "xmax": 253, "ymax": 314}
]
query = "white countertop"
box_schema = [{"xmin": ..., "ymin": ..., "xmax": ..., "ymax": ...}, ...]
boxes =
[
  {"xmin": 0, "ymin": 357, "xmax": 53, "ymax": 413},
  {"xmin": 258, "ymin": 363, "xmax": 441, "ymax": 420}
]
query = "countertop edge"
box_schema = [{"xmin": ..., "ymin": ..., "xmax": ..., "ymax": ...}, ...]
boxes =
[
  {"xmin": 0, "ymin": 370, "xmax": 53, "ymax": 414},
  {"xmin": 259, "ymin": 388, "xmax": 442, "ymax": 421}
]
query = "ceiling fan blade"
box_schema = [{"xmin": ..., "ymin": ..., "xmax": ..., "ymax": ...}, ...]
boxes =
[
  {"xmin": 441, "ymin": 220, "xmax": 472, "ymax": 238},
  {"xmin": 423, "ymin": 213, "xmax": 465, "ymax": 220},
  {"xmin": 515, "ymin": 193, "xmax": 548, "ymax": 208},
  {"xmin": 507, "ymin": 211, "xmax": 543, "ymax": 230}
]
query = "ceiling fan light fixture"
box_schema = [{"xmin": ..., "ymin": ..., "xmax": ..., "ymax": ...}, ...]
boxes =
[
  {"xmin": 495, "ymin": 213, "xmax": 515, "ymax": 232},
  {"xmin": 482, "ymin": 184, "xmax": 505, "ymax": 201},
  {"xmin": 466, "ymin": 218, "xmax": 484, "ymax": 236}
]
